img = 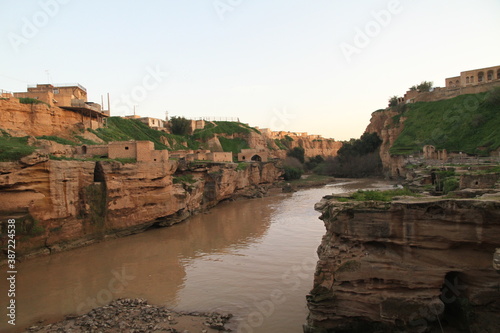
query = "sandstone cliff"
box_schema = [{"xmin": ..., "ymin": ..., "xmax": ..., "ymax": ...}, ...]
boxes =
[
  {"xmin": 305, "ymin": 196, "xmax": 500, "ymax": 332},
  {"xmin": 365, "ymin": 108, "xmax": 407, "ymax": 178},
  {"xmin": 0, "ymin": 158, "xmax": 282, "ymax": 258},
  {"xmin": 0, "ymin": 99, "xmax": 86, "ymax": 137}
]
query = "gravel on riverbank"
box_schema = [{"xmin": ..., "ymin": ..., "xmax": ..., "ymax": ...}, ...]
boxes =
[{"xmin": 26, "ymin": 298, "xmax": 232, "ymax": 333}]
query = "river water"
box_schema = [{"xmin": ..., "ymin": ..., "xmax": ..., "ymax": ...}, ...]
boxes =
[{"xmin": 1, "ymin": 179, "xmax": 393, "ymax": 333}]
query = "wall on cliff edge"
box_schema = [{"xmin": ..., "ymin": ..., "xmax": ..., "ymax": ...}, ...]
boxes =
[
  {"xmin": 0, "ymin": 158, "xmax": 282, "ymax": 259},
  {"xmin": 305, "ymin": 196, "xmax": 500, "ymax": 333}
]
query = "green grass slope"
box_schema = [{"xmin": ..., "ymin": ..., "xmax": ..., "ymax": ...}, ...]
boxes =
[
  {"xmin": 390, "ymin": 90, "xmax": 500, "ymax": 156},
  {"xmin": 91, "ymin": 117, "xmax": 200, "ymax": 150}
]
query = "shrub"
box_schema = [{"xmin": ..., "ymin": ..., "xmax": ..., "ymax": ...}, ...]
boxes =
[
  {"xmin": 443, "ymin": 178, "xmax": 459, "ymax": 194},
  {"xmin": 287, "ymin": 146, "xmax": 305, "ymax": 164},
  {"xmin": 283, "ymin": 166, "xmax": 302, "ymax": 180},
  {"xmin": 388, "ymin": 96, "xmax": 399, "ymax": 107}
]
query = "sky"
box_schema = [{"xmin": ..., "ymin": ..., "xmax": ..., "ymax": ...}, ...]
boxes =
[{"xmin": 1, "ymin": 0, "xmax": 499, "ymax": 141}]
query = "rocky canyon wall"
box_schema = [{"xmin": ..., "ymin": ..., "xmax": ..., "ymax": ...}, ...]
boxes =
[
  {"xmin": 365, "ymin": 109, "xmax": 407, "ymax": 178},
  {"xmin": 0, "ymin": 99, "xmax": 86, "ymax": 137},
  {"xmin": 0, "ymin": 157, "xmax": 282, "ymax": 259},
  {"xmin": 305, "ymin": 196, "xmax": 500, "ymax": 332}
]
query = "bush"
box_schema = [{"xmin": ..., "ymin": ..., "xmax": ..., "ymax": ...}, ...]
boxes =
[
  {"xmin": 287, "ymin": 147, "xmax": 305, "ymax": 164},
  {"xmin": 305, "ymin": 155, "xmax": 324, "ymax": 171},
  {"xmin": 388, "ymin": 96, "xmax": 399, "ymax": 107},
  {"xmin": 443, "ymin": 178, "xmax": 459, "ymax": 194},
  {"xmin": 283, "ymin": 166, "xmax": 302, "ymax": 180}
]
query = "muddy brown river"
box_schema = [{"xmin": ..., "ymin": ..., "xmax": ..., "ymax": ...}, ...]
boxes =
[{"xmin": 1, "ymin": 179, "xmax": 394, "ymax": 333}]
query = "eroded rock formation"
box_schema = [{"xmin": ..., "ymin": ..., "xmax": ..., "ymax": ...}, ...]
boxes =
[
  {"xmin": 0, "ymin": 158, "xmax": 282, "ymax": 258},
  {"xmin": 305, "ymin": 196, "xmax": 500, "ymax": 332}
]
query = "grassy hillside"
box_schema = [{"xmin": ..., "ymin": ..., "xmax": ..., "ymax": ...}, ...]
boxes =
[
  {"xmin": 0, "ymin": 130, "xmax": 36, "ymax": 161},
  {"xmin": 390, "ymin": 90, "xmax": 500, "ymax": 156},
  {"xmin": 91, "ymin": 117, "xmax": 201, "ymax": 150}
]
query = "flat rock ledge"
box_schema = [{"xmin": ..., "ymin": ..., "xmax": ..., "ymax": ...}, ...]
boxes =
[{"xmin": 27, "ymin": 298, "xmax": 232, "ymax": 333}]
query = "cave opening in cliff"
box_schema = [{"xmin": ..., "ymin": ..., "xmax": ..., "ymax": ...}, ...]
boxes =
[
  {"xmin": 251, "ymin": 154, "xmax": 262, "ymax": 162},
  {"xmin": 94, "ymin": 162, "xmax": 105, "ymax": 182},
  {"xmin": 439, "ymin": 271, "xmax": 472, "ymax": 331}
]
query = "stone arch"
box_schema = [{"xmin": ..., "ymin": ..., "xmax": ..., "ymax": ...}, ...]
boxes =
[
  {"xmin": 449, "ymin": 80, "xmax": 454, "ymax": 87},
  {"xmin": 487, "ymin": 70, "xmax": 494, "ymax": 81},
  {"xmin": 251, "ymin": 154, "xmax": 262, "ymax": 162},
  {"xmin": 497, "ymin": 69, "xmax": 500, "ymax": 80},
  {"xmin": 478, "ymin": 71, "xmax": 484, "ymax": 83},
  {"xmin": 466, "ymin": 76, "xmax": 469, "ymax": 84},
  {"xmin": 470, "ymin": 76, "xmax": 474, "ymax": 83},
  {"xmin": 455, "ymin": 79, "xmax": 460, "ymax": 86}
]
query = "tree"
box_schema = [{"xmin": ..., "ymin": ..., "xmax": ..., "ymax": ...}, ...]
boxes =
[
  {"xmin": 409, "ymin": 81, "xmax": 434, "ymax": 92},
  {"xmin": 388, "ymin": 96, "xmax": 399, "ymax": 107},
  {"xmin": 169, "ymin": 116, "xmax": 191, "ymax": 135},
  {"xmin": 287, "ymin": 147, "xmax": 305, "ymax": 164}
]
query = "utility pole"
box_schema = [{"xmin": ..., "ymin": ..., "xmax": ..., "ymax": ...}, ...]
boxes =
[{"xmin": 107, "ymin": 93, "xmax": 110, "ymax": 115}]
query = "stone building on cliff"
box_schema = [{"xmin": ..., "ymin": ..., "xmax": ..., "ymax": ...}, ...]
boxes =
[
  {"xmin": 401, "ymin": 64, "xmax": 500, "ymax": 104},
  {"xmin": 13, "ymin": 83, "xmax": 108, "ymax": 129}
]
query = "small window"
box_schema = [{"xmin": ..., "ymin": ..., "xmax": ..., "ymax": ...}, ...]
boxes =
[
  {"xmin": 125, "ymin": 146, "xmax": 129, "ymax": 150},
  {"xmin": 466, "ymin": 77, "xmax": 469, "ymax": 84},
  {"xmin": 53, "ymin": 89, "xmax": 59, "ymax": 94}
]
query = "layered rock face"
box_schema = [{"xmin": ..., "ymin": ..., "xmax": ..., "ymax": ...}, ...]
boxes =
[
  {"xmin": 365, "ymin": 109, "xmax": 406, "ymax": 178},
  {"xmin": 0, "ymin": 99, "xmax": 85, "ymax": 137},
  {"xmin": 0, "ymin": 158, "xmax": 282, "ymax": 258},
  {"xmin": 305, "ymin": 197, "xmax": 500, "ymax": 332}
]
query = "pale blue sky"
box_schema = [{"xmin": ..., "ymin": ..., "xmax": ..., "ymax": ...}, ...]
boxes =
[{"xmin": 1, "ymin": 0, "xmax": 499, "ymax": 140}]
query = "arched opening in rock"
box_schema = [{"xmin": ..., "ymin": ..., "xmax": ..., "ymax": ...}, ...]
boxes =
[
  {"xmin": 439, "ymin": 271, "xmax": 471, "ymax": 330},
  {"xmin": 251, "ymin": 154, "xmax": 262, "ymax": 162}
]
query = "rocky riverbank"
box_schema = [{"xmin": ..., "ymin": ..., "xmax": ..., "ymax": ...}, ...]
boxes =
[
  {"xmin": 0, "ymin": 158, "xmax": 283, "ymax": 262},
  {"xmin": 305, "ymin": 194, "xmax": 500, "ymax": 333},
  {"xmin": 26, "ymin": 298, "xmax": 232, "ymax": 333}
]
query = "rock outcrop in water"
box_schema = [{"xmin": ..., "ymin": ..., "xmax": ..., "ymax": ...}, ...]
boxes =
[
  {"xmin": 0, "ymin": 158, "xmax": 282, "ymax": 259},
  {"xmin": 305, "ymin": 195, "xmax": 500, "ymax": 332}
]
